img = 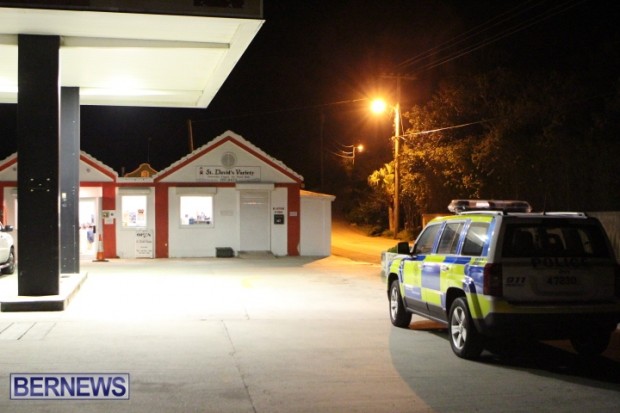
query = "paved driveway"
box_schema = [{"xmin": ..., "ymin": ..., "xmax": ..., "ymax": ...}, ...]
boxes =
[{"xmin": 1, "ymin": 256, "xmax": 619, "ymax": 412}]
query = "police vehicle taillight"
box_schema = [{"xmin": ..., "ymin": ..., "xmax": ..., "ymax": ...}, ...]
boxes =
[
  {"xmin": 483, "ymin": 263, "xmax": 503, "ymax": 297},
  {"xmin": 448, "ymin": 199, "xmax": 532, "ymax": 214}
]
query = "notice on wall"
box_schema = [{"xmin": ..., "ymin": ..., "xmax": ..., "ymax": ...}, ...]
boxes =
[
  {"xmin": 135, "ymin": 230, "xmax": 153, "ymax": 258},
  {"xmin": 273, "ymin": 206, "xmax": 286, "ymax": 225},
  {"xmin": 102, "ymin": 210, "xmax": 116, "ymax": 225}
]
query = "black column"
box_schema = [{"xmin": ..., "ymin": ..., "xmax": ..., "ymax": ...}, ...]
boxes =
[
  {"xmin": 17, "ymin": 34, "xmax": 60, "ymax": 296},
  {"xmin": 60, "ymin": 87, "xmax": 80, "ymax": 274}
]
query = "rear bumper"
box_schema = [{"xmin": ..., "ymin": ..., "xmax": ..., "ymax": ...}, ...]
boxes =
[{"xmin": 475, "ymin": 311, "xmax": 620, "ymax": 339}]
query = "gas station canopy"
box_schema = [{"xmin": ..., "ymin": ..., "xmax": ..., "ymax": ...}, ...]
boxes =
[{"xmin": 0, "ymin": 2, "xmax": 263, "ymax": 108}]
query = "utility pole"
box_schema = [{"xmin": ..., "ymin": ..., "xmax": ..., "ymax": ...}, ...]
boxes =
[
  {"xmin": 394, "ymin": 82, "xmax": 400, "ymax": 239},
  {"xmin": 187, "ymin": 119, "xmax": 194, "ymax": 152},
  {"xmin": 320, "ymin": 111, "xmax": 325, "ymax": 191},
  {"xmin": 381, "ymin": 74, "xmax": 415, "ymax": 238}
]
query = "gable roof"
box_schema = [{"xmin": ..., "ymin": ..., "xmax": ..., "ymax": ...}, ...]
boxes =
[
  {"xmin": 154, "ymin": 130, "xmax": 303, "ymax": 183},
  {"xmin": 0, "ymin": 152, "xmax": 17, "ymax": 173},
  {"xmin": 79, "ymin": 151, "xmax": 119, "ymax": 180},
  {"xmin": 0, "ymin": 150, "xmax": 118, "ymax": 181}
]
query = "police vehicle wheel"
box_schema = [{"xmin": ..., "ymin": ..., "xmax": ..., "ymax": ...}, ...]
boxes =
[
  {"xmin": 570, "ymin": 329, "xmax": 611, "ymax": 357},
  {"xmin": 449, "ymin": 297, "xmax": 484, "ymax": 359},
  {"xmin": 1, "ymin": 248, "xmax": 14, "ymax": 275},
  {"xmin": 389, "ymin": 279, "xmax": 412, "ymax": 328}
]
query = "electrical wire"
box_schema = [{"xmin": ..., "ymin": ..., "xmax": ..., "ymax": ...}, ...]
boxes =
[
  {"xmin": 190, "ymin": 98, "xmax": 367, "ymax": 124},
  {"xmin": 396, "ymin": 0, "xmax": 588, "ymax": 75},
  {"xmin": 399, "ymin": 119, "xmax": 493, "ymax": 141},
  {"xmin": 325, "ymin": 140, "xmax": 360, "ymax": 159},
  {"xmin": 395, "ymin": 0, "xmax": 541, "ymax": 71},
  {"xmin": 400, "ymin": 88, "xmax": 615, "ymax": 141}
]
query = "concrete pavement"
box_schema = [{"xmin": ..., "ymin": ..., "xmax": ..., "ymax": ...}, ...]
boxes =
[
  {"xmin": 0, "ymin": 257, "xmax": 618, "ymax": 412},
  {"xmin": 0, "ymin": 224, "xmax": 618, "ymax": 412},
  {"xmin": 0, "ymin": 256, "xmax": 433, "ymax": 413}
]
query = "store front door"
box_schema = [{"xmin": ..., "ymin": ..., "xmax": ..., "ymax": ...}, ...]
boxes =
[
  {"xmin": 79, "ymin": 198, "xmax": 98, "ymax": 259},
  {"xmin": 239, "ymin": 191, "xmax": 269, "ymax": 252}
]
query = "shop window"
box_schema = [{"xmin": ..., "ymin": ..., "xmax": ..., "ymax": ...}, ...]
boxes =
[
  {"xmin": 180, "ymin": 196, "xmax": 214, "ymax": 227},
  {"xmin": 121, "ymin": 195, "xmax": 147, "ymax": 227}
]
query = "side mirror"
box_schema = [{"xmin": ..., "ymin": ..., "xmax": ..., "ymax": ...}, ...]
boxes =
[{"xmin": 397, "ymin": 241, "xmax": 411, "ymax": 255}]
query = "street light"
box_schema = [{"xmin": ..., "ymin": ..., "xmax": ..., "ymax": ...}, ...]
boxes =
[
  {"xmin": 370, "ymin": 99, "xmax": 387, "ymax": 114},
  {"xmin": 371, "ymin": 98, "xmax": 401, "ymax": 238}
]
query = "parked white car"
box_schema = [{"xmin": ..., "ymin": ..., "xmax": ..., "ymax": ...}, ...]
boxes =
[{"xmin": 0, "ymin": 221, "xmax": 15, "ymax": 275}]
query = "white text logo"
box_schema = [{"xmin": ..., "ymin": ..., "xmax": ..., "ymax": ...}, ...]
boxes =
[{"xmin": 10, "ymin": 373, "xmax": 130, "ymax": 400}]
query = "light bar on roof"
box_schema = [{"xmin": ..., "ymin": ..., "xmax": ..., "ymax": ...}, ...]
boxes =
[{"xmin": 448, "ymin": 199, "xmax": 532, "ymax": 214}]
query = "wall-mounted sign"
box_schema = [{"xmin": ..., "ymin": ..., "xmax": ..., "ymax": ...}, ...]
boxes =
[
  {"xmin": 273, "ymin": 206, "xmax": 285, "ymax": 225},
  {"xmin": 196, "ymin": 166, "xmax": 261, "ymax": 182},
  {"xmin": 102, "ymin": 210, "xmax": 116, "ymax": 225}
]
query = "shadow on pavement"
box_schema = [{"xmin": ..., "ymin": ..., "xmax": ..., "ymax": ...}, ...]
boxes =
[{"xmin": 389, "ymin": 321, "xmax": 620, "ymax": 412}]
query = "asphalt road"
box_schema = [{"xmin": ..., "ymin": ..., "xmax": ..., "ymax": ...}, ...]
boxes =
[
  {"xmin": 331, "ymin": 219, "xmax": 400, "ymax": 264},
  {"xmin": 0, "ymin": 226, "xmax": 618, "ymax": 412}
]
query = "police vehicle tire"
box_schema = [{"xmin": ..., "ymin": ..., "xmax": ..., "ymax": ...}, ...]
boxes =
[
  {"xmin": 1, "ymin": 248, "xmax": 14, "ymax": 275},
  {"xmin": 570, "ymin": 329, "xmax": 611, "ymax": 357},
  {"xmin": 449, "ymin": 297, "xmax": 484, "ymax": 359},
  {"xmin": 389, "ymin": 279, "xmax": 412, "ymax": 328}
]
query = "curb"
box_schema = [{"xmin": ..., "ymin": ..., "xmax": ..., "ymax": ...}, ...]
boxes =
[{"xmin": 0, "ymin": 272, "xmax": 88, "ymax": 312}]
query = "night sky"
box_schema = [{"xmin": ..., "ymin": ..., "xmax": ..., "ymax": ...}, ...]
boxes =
[{"xmin": 1, "ymin": 0, "xmax": 619, "ymax": 190}]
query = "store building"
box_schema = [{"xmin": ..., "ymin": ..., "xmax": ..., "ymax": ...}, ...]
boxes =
[
  {"xmin": 0, "ymin": 150, "xmax": 118, "ymax": 261},
  {"xmin": 0, "ymin": 131, "xmax": 335, "ymax": 259},
  {"xmin": 0, "ymin": 1, "xmax": 264, "ymax": 295}
]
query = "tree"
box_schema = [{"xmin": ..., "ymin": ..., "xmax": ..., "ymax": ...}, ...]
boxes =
[
  {"xmin": 367, "ymin": 163, "xmax": 395, "ymax": 232},
  {"xmin": 362, "ymin": 67, "xmax": 620, "ymax": 233}
]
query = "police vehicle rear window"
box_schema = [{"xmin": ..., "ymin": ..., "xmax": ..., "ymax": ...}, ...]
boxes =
[
  {"xmin": 437, "ymin": 222, "xmax": 464, "ymax": 254},
  {"xmin": 501, "ymin": 222, "xmax": 611, "ymax": 258},
  {"xmin": 461, "ymin": 222, "xmax": 489, "ymax": 256}
]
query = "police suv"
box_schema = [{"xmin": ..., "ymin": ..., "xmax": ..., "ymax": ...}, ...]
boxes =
[
  {"xmin": 0, "ymin": 221, "xmax": 15, "ymax": 275},
  {"xmin": 387, "ymin": 200, "xmax": 620, "ymax": 359}
]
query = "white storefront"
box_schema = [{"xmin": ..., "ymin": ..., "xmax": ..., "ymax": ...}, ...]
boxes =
[
  {"xmin": 0, "ymin": 131, "xmax": 336, "ymax": 259},
  {"xmin": 152, "ymin": 131, "xmax": 305, "ymax": 258},
  {"xmin": 0, "ymin": 151, "xmax": 118, "ymax": 260}
]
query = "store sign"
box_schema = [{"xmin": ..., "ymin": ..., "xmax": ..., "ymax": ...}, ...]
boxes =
[
  {"xmin": 196, "ymin": 166, "xmax": 261, "ymax": 182},
  {"xmin": 135, "ymin": 230, "xmax": 153, "ymax": 258}
]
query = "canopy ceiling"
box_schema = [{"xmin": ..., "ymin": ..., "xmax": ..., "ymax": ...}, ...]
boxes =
[{"xmin": 0, "ymin": 6, "xmax": 263, "ymax": 107}]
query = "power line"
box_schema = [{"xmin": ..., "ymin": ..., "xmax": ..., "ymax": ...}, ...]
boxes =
[
  {"xmin": 395, "ymin": 0, "xmax": 541, "ymax": 71},
  {"xmin": 399, "ymin": 119, "xmax": 494, "ymax": 141},
  {"xmin": 190, "ymin": 98, "xmax": 367, "ymax": 124},
  {"xmin": 401, "ymin": 88, "xmax": 616, "ymax": 141},
  {"xmin": 396, "ymin": 0, "xmax": 588, "ymax": 75}
]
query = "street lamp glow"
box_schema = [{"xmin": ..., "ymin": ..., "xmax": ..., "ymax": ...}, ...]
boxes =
[
  {"xmin": 369, "ymin": 97, "xmax": 401, "ymax": 239},
  {"xmin": 356, "ymin": 144, "xmax": 364, "ymax": 153},
  {"xmin": 370, "ymin": 98, "xmax": 387, "ymax": 114}
]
